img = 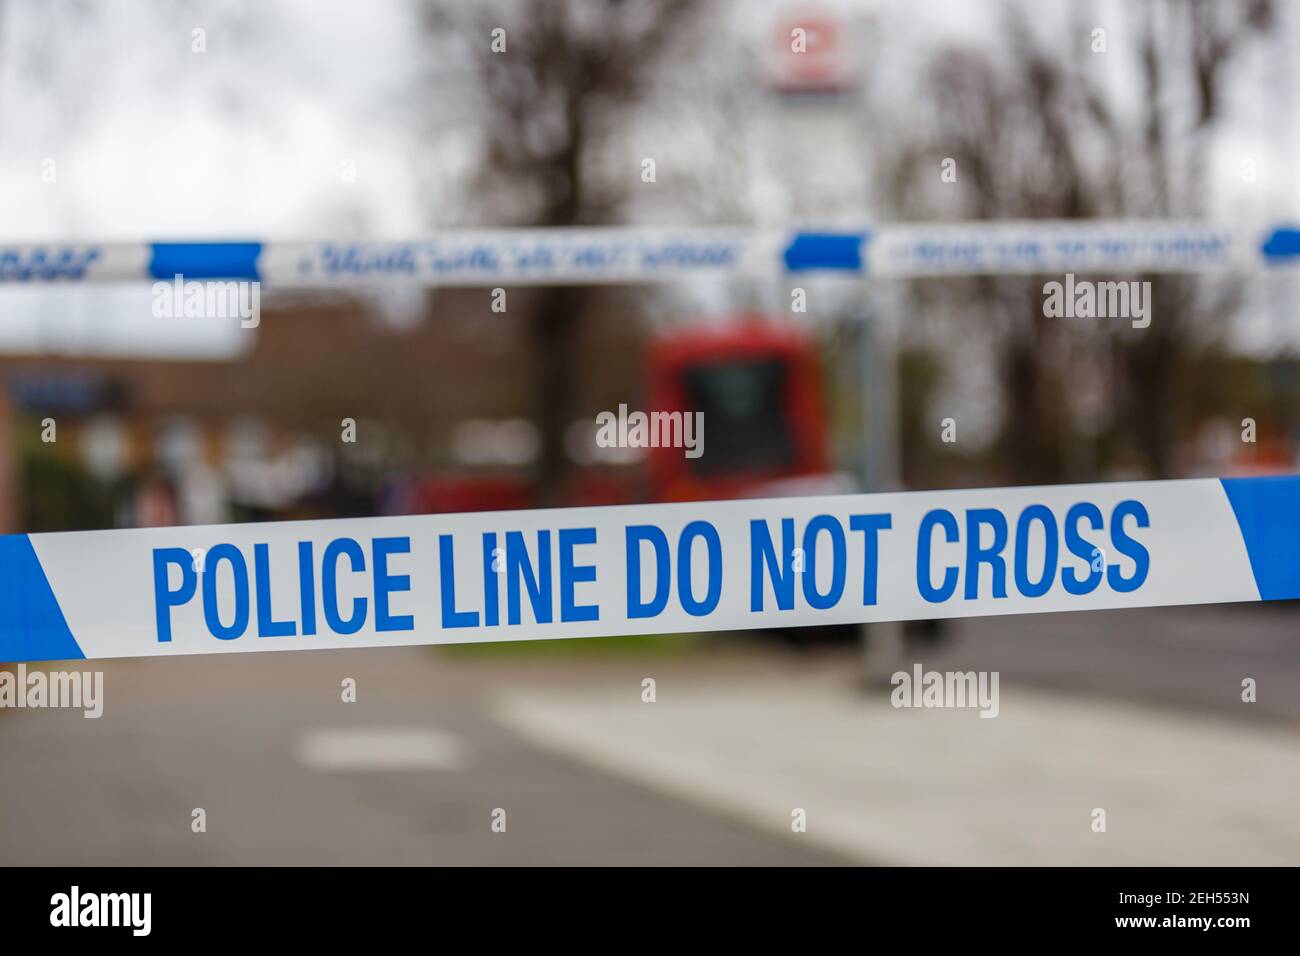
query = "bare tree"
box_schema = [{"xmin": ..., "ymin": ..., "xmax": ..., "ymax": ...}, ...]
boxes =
[
  {"xmin": 883, "ymin": 0, "xmax": 1275, "ymax": 481},
  {"xmin": 423, "ymin": 0, "xmax": 701, "ymax": 503}
]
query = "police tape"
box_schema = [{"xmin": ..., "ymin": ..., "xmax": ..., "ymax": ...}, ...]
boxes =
[
  {"xmin": 1, "ymin": 221, "xmax": 1298, "ymax": 285},
  {"xmin": 1, "ymin": 475, "xmax": 1296, "ymax": 664}
]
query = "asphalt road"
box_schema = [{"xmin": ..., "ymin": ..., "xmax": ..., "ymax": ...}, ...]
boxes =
[
  {"xmin": 0, "ymin": 647, "xmax": 844, "ymax": 866},
  {"xmin": 1, "ymin": 601, "xmax": 1295, "ymax": 865},
  {"xmin": 923, "ymin": 601, "xmax": 1300, "ymax": 725}
]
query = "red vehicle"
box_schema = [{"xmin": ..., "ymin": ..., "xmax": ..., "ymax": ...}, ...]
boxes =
[
  {"xmin": 409, "ymin": 317, "xmax": 847, "ymax": 514},
  {"xmin": 646, "ymin": 316, "xmax": 943, "ymax": 650},
  {"xmin": 645, "ymin": 317, "xmax": 846, "ymax": 503}
]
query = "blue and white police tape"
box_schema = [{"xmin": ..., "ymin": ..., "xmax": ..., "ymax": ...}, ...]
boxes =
[
  {"xmin": 2, "ymin": 221, "xmax": 1298, "ymax": 286},
  {"xmin": 1, "ymin": 475, "xmax": 1297, "ymax": 664}
]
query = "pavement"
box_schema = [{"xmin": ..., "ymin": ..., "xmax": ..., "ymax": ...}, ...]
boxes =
[
  {"xmin": 495, "ymin": 668, "xmax": 1300, "ymax": 866},
  {"xmin": 1, "ymin": 602, "xmax": 1297, "ymax": 865}
]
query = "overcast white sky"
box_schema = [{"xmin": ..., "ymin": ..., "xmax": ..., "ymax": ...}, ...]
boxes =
[{"xmin": 0, "ymin": 0, "xmax": 1296, "ymax": 357}]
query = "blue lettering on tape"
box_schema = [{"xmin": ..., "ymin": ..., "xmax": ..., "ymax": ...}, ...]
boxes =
[
  {"xmin": 628, "ymin": 525, "xmax": 671, "ymax": 619},
  {"xmin": 917, "ymin": 501, "xmax": 1148, "ymax": 602},
  {"xmin": 0, "ymin": 247, "xmax": 101, "ymax": 281}
]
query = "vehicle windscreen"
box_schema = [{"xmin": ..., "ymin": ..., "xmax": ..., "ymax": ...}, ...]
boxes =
[{"xmin": 681, "ymin": 357, "xmax": 799, "ymax": 475}]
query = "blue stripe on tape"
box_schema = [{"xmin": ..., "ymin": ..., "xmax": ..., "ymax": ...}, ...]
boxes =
[
  {"xmin": 0, "ymin": 535, "xmax": 83, "ymax": 662},
  {"xmin": 148, "ymin": 242, "xmax": 262, "ymax": 281},
  {"xmin": 783, "ymin": 232, "xmax": 869, "ymax": 272},
  {"xmin": 1260, "ymin": 227, "xmax": 1300, "ymax": 263},
  {"xmin": 1220, "ymin": 475, "xmax": 1300, "ymax": 601}
]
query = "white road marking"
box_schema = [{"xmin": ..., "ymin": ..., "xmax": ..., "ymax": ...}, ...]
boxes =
[{"xmin": 295, "ymin": 727, "xmax": 466, "ymax": 772}]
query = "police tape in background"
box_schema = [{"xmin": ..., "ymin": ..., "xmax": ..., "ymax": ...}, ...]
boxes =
[
  {"xmin": 1, "ymin": 221, "xmax": 1298, "ymax": 285},
  {"xmin": 2, "ymin": 475, "xmax": 1297, "ymax": 664}
]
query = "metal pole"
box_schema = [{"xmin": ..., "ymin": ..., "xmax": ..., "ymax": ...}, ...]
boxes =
[{"xmin": 856, "ymin": 282, "xmax": 905, "ymax": 682}]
